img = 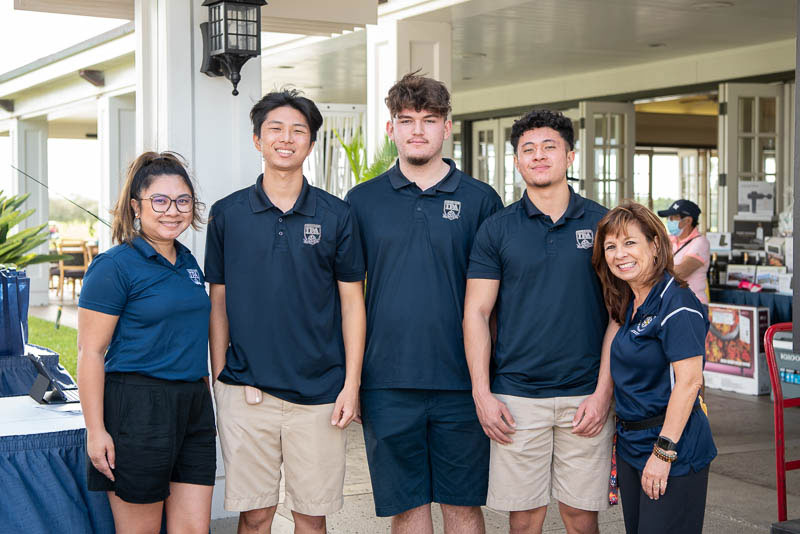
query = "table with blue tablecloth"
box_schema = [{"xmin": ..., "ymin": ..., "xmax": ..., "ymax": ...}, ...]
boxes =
[
  {"xmin": 0, "ymin": 396, "xmax": 114, "ymax": 534},
  {"xmin": 0, "ymin": 344, "xmax": 76, "ymax": 398},
  {"xmin": 710, "ymin": 288, "xmax": 793, "ymax": 324}
]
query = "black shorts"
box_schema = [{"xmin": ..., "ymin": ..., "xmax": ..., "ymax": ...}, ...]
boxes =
[{"xmin": 87, "ymin": 373, "xmax": 217, "ymax": 504}]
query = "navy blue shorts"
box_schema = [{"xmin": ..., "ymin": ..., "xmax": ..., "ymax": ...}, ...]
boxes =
[{"xmin": 361, "ymin": 389, "xmax": 489, "ymax": 517}]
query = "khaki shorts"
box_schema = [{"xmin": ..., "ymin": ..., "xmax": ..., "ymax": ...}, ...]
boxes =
[
  {"xmin": 213, "ymin": 381, "xmax": 346, "ymax": 515},
  {"xmin": 487, "ymin": 394, "xmax": 614, "ymax": 512}
]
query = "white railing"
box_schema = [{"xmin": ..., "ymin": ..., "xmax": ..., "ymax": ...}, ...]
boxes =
[{"xmin": 304, "ymin": 103, "xmax": 365, "ymax": 199}]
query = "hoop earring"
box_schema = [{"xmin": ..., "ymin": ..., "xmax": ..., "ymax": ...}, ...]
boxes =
[{"xmin": 133, "ymin": 215, "xmax": 141, "ymax": 232}]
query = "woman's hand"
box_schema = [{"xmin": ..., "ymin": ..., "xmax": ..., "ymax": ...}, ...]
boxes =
[
  {"xmin": 87, "ymin": 428, "xmax": 116, "ymax": 481},
  {"xmin": 641, "ymin": 452, "xmax": 671, "ymax": 500}
]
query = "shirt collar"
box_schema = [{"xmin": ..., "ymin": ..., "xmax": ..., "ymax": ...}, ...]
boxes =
[
  {"xmin": 522, "ymin": 185, "xmax": 585, "ymax": 221},
  {"xmin": 130, "ymin": 236, "xmax": 190, "ymax": 260},
  {"xmin": 388, "ymin": 158, "xmax": 461, "ymax": 194},
  {"xmin": 249, "ymin": 174, "xmax": 316, "ymax": 216},
  {"xmin": 675, "ymin": 227, "xmax": 701, "ymax": 246},
  {"xmin": 633, "ymin": 272, "xmax": 675, "ymax": 320}
]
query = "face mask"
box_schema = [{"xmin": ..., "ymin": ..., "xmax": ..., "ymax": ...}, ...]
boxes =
[{"xmin": 666, "ymin": 219, "xmax": 681, "ymax": 236}]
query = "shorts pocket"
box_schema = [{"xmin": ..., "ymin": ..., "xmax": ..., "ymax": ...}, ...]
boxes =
[{"xmin": 117, "ymin": 385, "xmax": 172, "ymax": 449}]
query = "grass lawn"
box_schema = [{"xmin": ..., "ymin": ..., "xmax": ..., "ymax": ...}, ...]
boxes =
[{"xmin": 28, "ymin": 316, "xmax": 78, "ymax": 377}]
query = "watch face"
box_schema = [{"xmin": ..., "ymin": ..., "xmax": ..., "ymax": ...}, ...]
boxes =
[{"xmin": 657, "ymin": 436, "xmax": 677, "ymax": 451}]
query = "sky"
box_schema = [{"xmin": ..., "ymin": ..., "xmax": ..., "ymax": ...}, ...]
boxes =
[{"xmin": 0, "ymin": 1, "xmax": 127, "ymax": 74}]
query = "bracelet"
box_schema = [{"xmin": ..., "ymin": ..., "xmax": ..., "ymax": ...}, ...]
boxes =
[{"xmin": 652, "ymin": 444, "xmax": 677, "ymax": 463}]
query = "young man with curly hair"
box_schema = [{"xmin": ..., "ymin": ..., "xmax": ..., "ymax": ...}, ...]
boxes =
[{"xmin": 464, "ymin": 110, "xmax": 619, "ymax": 534}]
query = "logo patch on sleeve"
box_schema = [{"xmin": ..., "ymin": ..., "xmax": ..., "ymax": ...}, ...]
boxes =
[
  {"xmin": 303, "ymin": 223, "xmax": 322, "ymax": 245},
  {"xmin": 575, "ymin": 229, "xmax": 594, "ymax": 249},
  {"xmin": 442, "ymin": 200, "xmax": 461, "ymax": 220}
]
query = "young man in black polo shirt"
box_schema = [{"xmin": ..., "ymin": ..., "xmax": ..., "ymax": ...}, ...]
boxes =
[
  {"xmin": 346, "ymin": 73, "xmax": 503, "ymax": 534},
  {"xmin": 464, "ymin": 110, "xmax": 619, "ymax": 534},
  {"xmin": 205, "ymin": 90, "xmax": 366, "ymax": 534}
]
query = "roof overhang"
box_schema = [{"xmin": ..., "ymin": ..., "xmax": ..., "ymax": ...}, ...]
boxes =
[{"xmin": 14, "ymin": 0, "xmax": 377, "ymax": 35}]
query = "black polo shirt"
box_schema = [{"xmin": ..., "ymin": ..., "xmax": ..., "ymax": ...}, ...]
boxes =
[
  {"xmin": 346, "ymin": 159, "xmax": 503, "ymax": 390},
  {"xmin": 467, "ymin": 187, "xmax": 608, "ymax": 398},
  {"xmin": 204, "ymin": 176, "xmax": 365, "ymax": 405}
]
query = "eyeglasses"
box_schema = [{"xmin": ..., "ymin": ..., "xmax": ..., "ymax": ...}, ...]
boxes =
[{"xmin": 139, "ymin": 194, "xmax": 195, "ymax": 213}]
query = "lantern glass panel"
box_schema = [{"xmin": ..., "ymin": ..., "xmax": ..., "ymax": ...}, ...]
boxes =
[{"xmin": 245, "ymin": 5, "xmax": 257, "ymax": 22}]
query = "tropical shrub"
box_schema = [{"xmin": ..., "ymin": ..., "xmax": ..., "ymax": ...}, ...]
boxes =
[{"xmin": 0, "ymin": 191, "xmax": 63, "ymax": 268}]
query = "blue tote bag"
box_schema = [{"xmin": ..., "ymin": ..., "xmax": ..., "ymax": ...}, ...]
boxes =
[{"xmin": 0, "ymin": 268, "xmax": 26, "ymax": 357}]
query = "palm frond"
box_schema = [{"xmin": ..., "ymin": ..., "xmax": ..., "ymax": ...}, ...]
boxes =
[{"xmin": 0, "ymin": 190, "xmax": 62, "ymax": 269}]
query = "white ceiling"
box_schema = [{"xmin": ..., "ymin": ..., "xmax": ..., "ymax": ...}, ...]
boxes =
[
  {"xmin": 262, "ymin": 0, "xmax": 796, "ymax": 105},
  {"xmin": 261, "ymin": 31, "xmax": 366, "ymax": 103},
  {"xmin": 14, "ymin": 0, "xmax": 377, "ymax": 35}
]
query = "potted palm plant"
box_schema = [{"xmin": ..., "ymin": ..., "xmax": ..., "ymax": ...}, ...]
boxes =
[{"xmin": 0, "ymin": 191, "xmax": 63, "ymax": 268}]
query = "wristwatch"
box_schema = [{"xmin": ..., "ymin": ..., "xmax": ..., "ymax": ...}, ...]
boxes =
[{"xmin": 656, "ymin": 435, "xmax": 677, "ymax": 452}]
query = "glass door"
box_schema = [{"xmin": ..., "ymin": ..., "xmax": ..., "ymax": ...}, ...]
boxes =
[
  {"xmin": 499, "ymin": 117, "xmax": 524, "ymax": 205},
  {"xmin": 718, "ymin": 83, "xmax": 782, "ymax": 231},
  {"xmin": 472, "ymin": 118, "xmax": 525, "ymax": 205},
  {"xmin": 472, "ymin": 119, "xmax": 500, "ymax": 197},
  {"xmin": 579, "ymin": 102, "xmax": 635, "ymax": 208}
]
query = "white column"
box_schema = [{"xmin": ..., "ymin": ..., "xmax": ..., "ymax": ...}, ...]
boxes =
[
  {"xmin": 9, "ymin": 118, "xmax": 49, "ymax": 306},
  {"xmin": 98, "ymin": 94, "xmax": 136, "ymax": 253},
  {"xmin": 366, "ymin": 19, "xmax": 453, "ymax": 161},
  {"xmin": 135, "ymin": 0, "xmax": 262, "ymax": 267}
]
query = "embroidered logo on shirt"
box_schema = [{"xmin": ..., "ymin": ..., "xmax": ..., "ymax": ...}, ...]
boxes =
[
  {"xmin": 630, "ymin": 315, "xmax": 655, "ymax": 336},
  {"xmin": 186, "ymin": 269, "xmax": 203, "ymax": 285},
  {"xmin": 442, "ymin": 200, "xmax": 461, "ymax": 220},
  {"xmin": 575, "ymin": 229, "xmax": 594, "ymax": 249},
  {"xmin": 303, "ymin": 223, "xmax": 322, "ymax": 245}
]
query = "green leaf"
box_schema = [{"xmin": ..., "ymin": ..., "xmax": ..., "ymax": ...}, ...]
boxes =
[
  {"xmin": 334, "ymin": 128, "xmax": 366, "ymax": 183},
  {"xmin": 0, "ymin": 193, "xmax": 58, "ymax": 269},
  {"xmin": 362, "ymin": 135, "xmax": 398, "ymax": 183}
]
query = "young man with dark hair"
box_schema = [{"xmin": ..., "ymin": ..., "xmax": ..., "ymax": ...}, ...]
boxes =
[
  {"xmin": 346, "ymin": 73, "xmax": 503, "ymax": 534},
  {"xmin": 206, "ymin": 89, "xmax": 366, "ymax": 534},
  {"xmin": 464, "ymin": 109, "xmax": 618, "ymax": 534}
]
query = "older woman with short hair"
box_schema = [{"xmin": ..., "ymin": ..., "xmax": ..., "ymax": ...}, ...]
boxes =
[{"xmin": 591, "ymin": 201, "xmax": 716, "ymax": 534}]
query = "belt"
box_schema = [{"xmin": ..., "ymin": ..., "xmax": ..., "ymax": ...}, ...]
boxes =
[{"xmin": 616, "ymin": 405, "xmax": 701, "ymax": 431}]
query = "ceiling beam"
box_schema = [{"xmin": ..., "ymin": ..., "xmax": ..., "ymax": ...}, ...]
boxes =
[{"xmin": 79, "ymin": 69, "xmax": 105, "ymax": 87}]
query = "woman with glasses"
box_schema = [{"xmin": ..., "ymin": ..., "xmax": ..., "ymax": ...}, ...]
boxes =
[{"xmin": 77, "ymin": 152, "xmax": 215, "ymax": 534}]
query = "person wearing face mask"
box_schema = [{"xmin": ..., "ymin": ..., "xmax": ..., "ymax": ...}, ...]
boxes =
[{"xmin": 657, "ymin": 200, "xmax": 710, "ymax": 304}]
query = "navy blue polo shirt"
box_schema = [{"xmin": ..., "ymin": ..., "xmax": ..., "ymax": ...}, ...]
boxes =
[
  {"xmin": 345, "ymin": 159, "xmax": 503, "ymax": 390},
  {"xmin": 79, "ymin": 237, "xmax": 211, "ymax": 382},
  {"xmin": 204, "ymin": 176, "xmax": 365, "ymax": 405},
  {"xmin": 612, "ymin": 273, "xmax": 717, "ymax": 475},
  {"xmin": 467, "ymin": 187, "xmax": 608, "ymax": 398}
]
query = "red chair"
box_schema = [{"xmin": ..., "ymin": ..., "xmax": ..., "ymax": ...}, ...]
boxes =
[{"xmin": 765, "ymin": 322, "xmax": 800, "ymax": 522}]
